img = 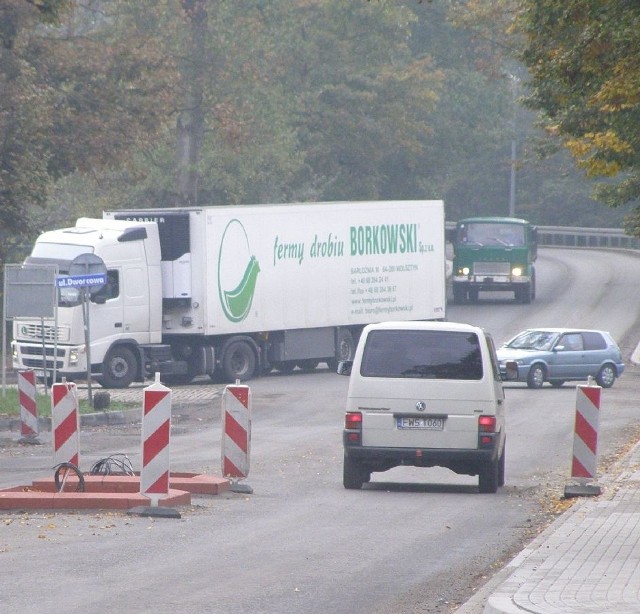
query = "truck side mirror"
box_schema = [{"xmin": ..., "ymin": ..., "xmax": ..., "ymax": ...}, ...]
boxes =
[
  {"xmin": 337, "ymin": 360, "xmax": 353, "ymax": 376},
  {"xmin": 502, "ymin": 360, "xmax": 518, "ymax": 381}
]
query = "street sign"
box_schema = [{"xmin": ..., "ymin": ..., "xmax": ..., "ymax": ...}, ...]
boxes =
[
  {"xmin": 68, "ymin": 253, "xmax": 107, "ymax": 296},
  {"xmin": 56, "ymin": 273, "xmax": 107, "ymax": 289}
]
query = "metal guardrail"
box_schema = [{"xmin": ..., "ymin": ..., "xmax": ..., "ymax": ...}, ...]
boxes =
[{"xmin": 445, "ymin": 222, "xmax": 640, "ymax": 250}]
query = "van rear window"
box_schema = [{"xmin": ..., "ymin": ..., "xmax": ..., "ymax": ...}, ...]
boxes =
[{"xmin": 360, "ymin": 330, "xmax": 483, "ymax": 380}]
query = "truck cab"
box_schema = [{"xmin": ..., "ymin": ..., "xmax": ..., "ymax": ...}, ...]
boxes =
[{"xmin": 451, "ymin": 216, "xmax": 537, "ymax": 304}]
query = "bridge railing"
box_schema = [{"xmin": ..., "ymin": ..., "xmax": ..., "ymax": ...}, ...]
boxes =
[{"xmin": 445, "ymin": 222, "xmax": 640, "ymax": 250}]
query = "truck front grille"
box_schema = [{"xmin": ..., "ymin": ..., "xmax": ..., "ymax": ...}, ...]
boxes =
[
  {"xmin": 17, "ymin": 323, "xmax": 69, "ymax": 343},
  {"xmin": 473, "ymin": 262, "xmax": 510, "ymax": 276}
]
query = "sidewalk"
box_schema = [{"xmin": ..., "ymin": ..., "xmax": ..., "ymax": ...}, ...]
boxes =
[{"xmin": 459, "ymin": 440, "xmax": 640, "ymax": 614}]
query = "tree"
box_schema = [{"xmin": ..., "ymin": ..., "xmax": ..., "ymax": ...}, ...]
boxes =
[{"xmin": 519, "ymin": 1, "xmax": 640, "ymax": 233}]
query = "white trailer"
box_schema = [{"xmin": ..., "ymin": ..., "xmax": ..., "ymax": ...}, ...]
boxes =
[{"xmin": 12, "ymin": 201, "xmax": 445, "ymax": 387}]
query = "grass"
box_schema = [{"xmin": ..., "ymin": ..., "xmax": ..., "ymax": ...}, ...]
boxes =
[{"xmin": 0, "ymin": 387, "xmax": 136, "ymax": 418}]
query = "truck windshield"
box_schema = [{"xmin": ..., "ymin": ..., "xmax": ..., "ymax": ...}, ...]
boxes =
[
  {"xmin": 26, "ymin": 242, "xmax": 95, "ymax": 308},
  {"xmin": 459, "ymin": 223, "xmax": 525, "ymax": 247},
  {"xmin": 361, "ymin": 330, "xmax": 483, "ymax": 380}
]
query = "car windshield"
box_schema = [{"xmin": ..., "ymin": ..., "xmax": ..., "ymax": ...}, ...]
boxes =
[{"xmin": 505, "ymin": 330, "xmax": 559, "ymax": 350}]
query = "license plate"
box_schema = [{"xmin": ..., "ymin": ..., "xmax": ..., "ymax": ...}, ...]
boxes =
[{"xmin": 396, "ymin": 417, "xmax": 445, "ymax": 430}]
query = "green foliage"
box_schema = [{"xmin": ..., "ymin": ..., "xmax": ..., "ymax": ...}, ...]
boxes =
[
  {"xmin": 2, "ymin": 0, "xmax": 633, "ymax": 259},
  {"xmin": 520, "ymin": 0, "xmax": 640, "ymax": 228}
]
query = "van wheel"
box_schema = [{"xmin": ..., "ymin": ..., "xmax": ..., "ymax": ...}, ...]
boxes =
[
  {"xmin": 479, "ymin": 458, "xmax": 499, "ymax": 494},
  {"xmin": 527, "ymin": 363, "xmax": 545, "ymax": 389},
  {"xmin": 343, "ymin": 454, "xmax": 365, "ymax": 490},
  {"xmin": 498, "ymin": 444, "xmax": 506, "ymax": 487},
  {"xmin": 100, "ymin": 347, "xmax": 137, "ymax": 389}
]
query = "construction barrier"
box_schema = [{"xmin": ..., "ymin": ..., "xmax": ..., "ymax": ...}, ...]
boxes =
[
  {"xmin": 221, "ymin": 383, "xmax": 251, "ymax": 485},
  {"xmin": 140, "ymin": 373, "xmax": 172, "ymax": 506},
  {"xmin": 18, "ymin": 370, "xmax": 39, "ymax": 443},
  {"xmin": 52, "ymin": 381, "xmax": 80, "ymax": 467},
  {"xmin": 565, "ymin": 378, "xmax": 602, "ymax": 497}
]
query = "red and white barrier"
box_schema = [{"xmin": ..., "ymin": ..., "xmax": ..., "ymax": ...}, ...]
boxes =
[
  {"xmin": 221, "ymin": 383, "xmax": 251, "ymax": 489},
  {"xmin": 140, "ymin": 374, "xmax": 172, "ymax": 506},
  {"xmin": 565, "ymin": 378, "xmax": 602, "ymax": 497},
  {"xmin": 52, "ymin": 381, "xmax": 80, "ymax": 468},
  {"xmin": 18, "ymin": 370, "xmax": 39, "ymax": 442}
]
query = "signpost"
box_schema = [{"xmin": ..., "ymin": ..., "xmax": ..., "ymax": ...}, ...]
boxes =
[{"xmin": 58, "ymin": 254, "xmax": 107, "ymax": 407}]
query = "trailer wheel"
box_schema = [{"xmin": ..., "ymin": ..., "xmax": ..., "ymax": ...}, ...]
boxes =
[
  {"xmin": 221, "ymin": 340, "xmax": 256, "ymax": 382},
  {"xmin": 297, "ymin": 359, "xmax": 319, "ymax": 372},
  {"xmin": 327, "ymin": 329, "xmax": 355, "ymax": 371},
  {"xmin": 100, "ymin": 346, "xmax": 137, "ymax": 389}
]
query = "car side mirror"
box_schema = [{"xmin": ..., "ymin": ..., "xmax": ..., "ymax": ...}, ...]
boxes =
[
  {"xmin": 337, "ymin": 360, "xmax": 353, "ymax": 376},
  {"xmin": 502, "ymin": 360, "xmax": 518, "ymax": 381}
]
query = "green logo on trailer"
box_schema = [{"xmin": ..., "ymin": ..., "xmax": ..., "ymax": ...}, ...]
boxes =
[{"xmin": 218, "ymin": 219, "xmax": 260, "ymax": 322}]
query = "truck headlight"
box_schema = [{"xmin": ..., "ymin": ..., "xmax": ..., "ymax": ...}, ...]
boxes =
[
  {"xmin": 69, "ymin": 349, "xmax": 79, "ymax": 365},
  {"xmin": 511, "ymin": 266, "xmax": 523, "ymax": 276},
  {"xmin": 462, "ymin": 266, "xmax": 470, "ymax": 275}
]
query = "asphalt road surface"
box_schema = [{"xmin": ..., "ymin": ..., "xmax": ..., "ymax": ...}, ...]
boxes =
[{"xmin": 1, "ymin": 247, "xmax": 640, "ymax": 614}]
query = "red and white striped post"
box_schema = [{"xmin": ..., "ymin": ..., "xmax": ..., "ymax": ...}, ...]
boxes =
[
  {"xmin": 51, "ymin": 380, "xmax": 80, "ymax": 468},
  {"xmin": 564, "ymin": 376, "xmax": 602, "ymax": 497},
  {"xmin": 140, "ymin": 373, "xmax": 172, "ymax": 507},
  {"xmin": 221, "ymin": 381, "xmax": 252, "ymax": 493},
  {"xmin": 18, "ymin": 370, "xmax": 40, "ymax": 444}
]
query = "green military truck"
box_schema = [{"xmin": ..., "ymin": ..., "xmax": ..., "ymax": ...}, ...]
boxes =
[{"xmin": 451, "ymin": 216, "xmax": 537, "ymax": 304}]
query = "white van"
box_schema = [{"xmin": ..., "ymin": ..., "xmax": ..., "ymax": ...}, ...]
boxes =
[{"xmin": 338, "ymin": 321, "xmax": 516, "ymax": 493}]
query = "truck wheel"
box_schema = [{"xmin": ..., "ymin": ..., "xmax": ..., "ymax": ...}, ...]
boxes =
[
  {"xmin": 273, "ymin": 361, "xmax": 295, "ymax": 374},
  {"xmin": 327, "ymin": 329, "xmax": 355, "ymax": 371},
  {"xmin": 516, "ymin": 283, "xmax": 532, "ymax": 304},
  {"xmin": 478, "ymin": 458, "xmax": 499, "ymax": 493},
  {"xmin": 100, "ymin": 347, "xmax": 137, "ymax": 389},
  {"xmin": 452, "ymin": 284, "xmax": 466, "ymax": 304},
  {"xmin": 343, "ymin": 453, "xmax": 365, "ymax": 490},
  {"xmin": 221, "ymin": 340, "xmax": 256, "ymax": 382},
  {"xmin": 468, "ymin": 288, "xmax": 479, "ymax": 303},
  {"xmin": 297, "ymin": 359, "xmax": 319, "ymax": 372}
]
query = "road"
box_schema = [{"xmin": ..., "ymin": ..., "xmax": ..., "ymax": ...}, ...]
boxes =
[{"xmin": 1, "ymin": 247, "xmax": 640, "ymax": 614}]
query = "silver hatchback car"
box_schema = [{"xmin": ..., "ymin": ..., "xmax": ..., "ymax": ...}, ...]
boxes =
[{"xmin": 497, "ymin": 328, "xmax": 625, "ymax": 389}]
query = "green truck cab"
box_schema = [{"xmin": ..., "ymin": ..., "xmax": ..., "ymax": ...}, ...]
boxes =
[{"xmin": 451, "ymin": 216, "xmax": 537, "ymax": 304}]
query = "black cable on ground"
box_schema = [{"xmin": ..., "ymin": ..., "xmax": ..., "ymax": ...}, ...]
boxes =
[
  {"xmin": 53, "ymin": 463, "xmax": 85, "ymax": 492},
  {"xmin": 89, "ymin": 453, "xmax": 135, "ymax": 476}
]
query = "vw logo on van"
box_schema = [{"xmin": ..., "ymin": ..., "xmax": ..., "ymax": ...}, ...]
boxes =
[{"xmin": 416, "ymin": 401, "xmax": 426, "ymax": 412}]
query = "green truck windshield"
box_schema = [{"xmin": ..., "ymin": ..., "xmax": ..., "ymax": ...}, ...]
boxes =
[{"xmin": 459, "ymin": 222, "xmax": 525, "ymax": 247}]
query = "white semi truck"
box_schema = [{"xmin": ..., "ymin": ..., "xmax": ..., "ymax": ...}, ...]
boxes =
[{"xmin": 11, "ymin": 200, "xmax": 446, "ymax": 388}]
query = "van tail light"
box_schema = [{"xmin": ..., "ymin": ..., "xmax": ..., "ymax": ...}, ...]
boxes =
[
  {"xmin": 478, "ymin": 415, "xmax": 497, "ymax": 448},
  {"xmin": 344, "ymin": 412, "xmax": 362, "ymax": 445}
]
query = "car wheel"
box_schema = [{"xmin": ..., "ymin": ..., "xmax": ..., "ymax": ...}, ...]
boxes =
[
  {"xmin": 550, "ymin": 380, "xmax": 565, "ymax": 388},
  {"xmin": 596, "ymin": 364, "xmax": 616, "ymax": 388},
  {"xmin": 343, "ymin": 453, "xmax": 365, "ymax": 490},
  {"xmin": 526, "ymin": 363, "xmax": 545, "ymax": 389},
  {"xmin": 479, "ymin": 458, "xmax": 499, "ymax": 493}
]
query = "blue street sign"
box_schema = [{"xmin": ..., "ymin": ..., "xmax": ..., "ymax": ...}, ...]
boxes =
[{"xmin": 56, "ymin": 273, "xmax": 107, "ymax": 288}]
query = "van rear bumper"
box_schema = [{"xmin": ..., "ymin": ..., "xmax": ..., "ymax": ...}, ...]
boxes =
[{"xmin": 344, "ymin": 442, "xmax": 502, "ymax": 476}]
